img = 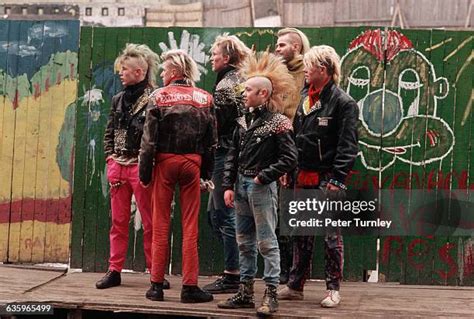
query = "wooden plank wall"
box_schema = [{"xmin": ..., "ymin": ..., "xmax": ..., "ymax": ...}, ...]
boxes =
[
  {"xmin": 145, "ymin": 2, "xmax": 204, "ymax": 27},
  {"xmin": 0, "ymin": 20, "xmax": 80, "ymax": 263},
  {"xmin": 281, "ymin": 0, "xmax": 473, "ymax": 28},
  {"xmin": 71, "ymin": 26, "xmax": 473, "ymax": 285}
]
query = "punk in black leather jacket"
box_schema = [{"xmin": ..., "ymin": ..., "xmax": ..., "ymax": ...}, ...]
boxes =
[
  {"xmin": 222, "ymin": 106, "xmax": 297, "ymax": 190},
  {"xmin": 293, "ymin": 81, "xmax": 359, "ymax": 185}
]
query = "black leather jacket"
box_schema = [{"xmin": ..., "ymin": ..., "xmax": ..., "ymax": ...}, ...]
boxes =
[
  {"xmin": 222, "ymin": 106, "xmax": 298, "ymax": 190},
  {"xmin": 293, "ymin": 81, "xmax": 359, "ymax": 184},
  {"xmin": 103, "ymin": 80, "xmax": 153, "ymax": 158},
  {"xmin": 139, "ymin": 81, "xmax": 217, "ymax": 185},
  {"xmin": 213, "ymin": 66, "xmax": 245, "ymax": 149}
]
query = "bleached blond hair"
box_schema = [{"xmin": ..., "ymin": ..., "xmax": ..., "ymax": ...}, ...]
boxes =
[
  {"xmin": 277, "ymin": 28, "xmax": 310, "ymax": 55},
  {"xmin": 161, "ymin": 49, "xmax": 199, "ymax": 86},
  {"xmin": 211, "ymin": 33, "xmax": 252, "ymax": 68},
  {"xmin": 115, "ymin": 43, "xmax": 160, "ymax": 86},
  {"xmin": 304, "ymin": 45, "xmax": 341, "ymax": 85},
  {"xmin": 240, "ymin": 51, "xmax": 297, "ymax": 113}
]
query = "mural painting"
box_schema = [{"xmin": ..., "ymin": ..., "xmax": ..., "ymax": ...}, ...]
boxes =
[
  {"xmin": 71, "ymin": 27, "xmax": 472, "ymax": 284},
  {"xmin": 0, "ymin": 20, "xmax": 79, "ymax": 263},
  {"xmin": 340, "ymin": 29, "xmax": 473, "ymax": 284}
]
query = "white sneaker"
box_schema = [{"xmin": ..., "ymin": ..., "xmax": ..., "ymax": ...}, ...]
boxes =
[
  {"xmin": 320, "ymin": 290, "xmax": 341, "ymax": 308},
  {"xmin": 277, "ymin": 286, "xmax": 304, "ymax": 300}
]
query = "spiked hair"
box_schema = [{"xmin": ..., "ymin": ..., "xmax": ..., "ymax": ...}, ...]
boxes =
[
  {"xmin": 161, "ymin": 49, "xmax": 199, "ymax": 86},
  {"xmin": 240, "ymin": 51, "xmax": 297, "ymax": 113},
  {"xmin": 211, "ymin": 33, "xmax": 252, "ymax": 68},
  {"xmin": 115, "ymin": 43, "xmax": 160, "ymax": 86}
]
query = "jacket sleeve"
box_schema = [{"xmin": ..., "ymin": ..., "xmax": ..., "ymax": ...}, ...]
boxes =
[
  {"xmin": 103, "ymin": 95, "xmax": 118, "ymax": 158},
  {"xmin": 139, "ymin": 102, "xmax": 159, "ymax": 185},
  {"xmin": 200, "ymin": 105, "xmax": 218, "ymax": 180},
  {"xmin": 222, "ymin": 126, "xmax": 240, "ymax": 191},
  {"xmin": 332, "ymin": 98, "xmax": 359, "ymax": 184},
  {"xmin": 257, "ymin": 128, "xmax": 298, "ymax": 184}
]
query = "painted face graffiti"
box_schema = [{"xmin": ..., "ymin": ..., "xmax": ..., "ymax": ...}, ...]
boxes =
[{"xmin": 341, "ymin": 29, "xmax": 454, "ymax": 171}]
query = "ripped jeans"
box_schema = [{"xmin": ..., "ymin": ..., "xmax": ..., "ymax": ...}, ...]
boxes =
[{"xmin": 234, "ymin": 174, "xmax": 280, "ymax": 287}]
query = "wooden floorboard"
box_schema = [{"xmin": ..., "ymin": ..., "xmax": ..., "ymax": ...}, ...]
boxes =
[{"xmin": 0, "ymin": 265, "xmax": 473, "ymax": 318}]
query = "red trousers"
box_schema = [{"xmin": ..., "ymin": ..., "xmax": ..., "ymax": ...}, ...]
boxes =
[
  {"xmin": 150, "ymin": 153, "xmax": 202, "ymax": 285},
  {"xmin": 107, "ymin": 159, "xmax": 153, "ymax": 272}
]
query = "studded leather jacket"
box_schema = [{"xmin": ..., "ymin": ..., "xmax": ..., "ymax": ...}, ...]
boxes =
[
  {"xmin": 293, "ymin": 81, "xmax": 359, "ymax": 184},
  {"xmin": 213, "ymin": 66, "xmax": 245, "ymax": 149},
  {"xmin": 103, "ymin": 80, "xmax": 153, "ymax": 159},
  {"xmin": 139, "ymin": 81, "xmax": 218, "ymax": 185},
  {"xmin": 222, "ymin": 106, "xmax": 298, "ymax": 190}
]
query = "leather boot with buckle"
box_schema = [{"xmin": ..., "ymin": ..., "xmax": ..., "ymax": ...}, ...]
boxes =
[{"xmin": 217, "ymin": 280, "xmax": 255, "ymax": 309}]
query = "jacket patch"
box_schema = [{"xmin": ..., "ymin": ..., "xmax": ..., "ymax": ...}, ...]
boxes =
[
  {"xmin": 154, "ymin": 86, "xmax": 211, "ymax": 108},
  {"xmin": 318, "ymin": 117, "xmax": 332, "ymax": 126}
]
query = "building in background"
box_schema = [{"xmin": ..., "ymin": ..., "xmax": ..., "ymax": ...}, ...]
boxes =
[{"xmin": 1, "ymin": 0, "xmax": 472, "ymax": 29}]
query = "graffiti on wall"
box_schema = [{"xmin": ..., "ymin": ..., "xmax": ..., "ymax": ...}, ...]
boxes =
[
  {"xmin": 340, "ymin": 29, "xmax": 473, "ymax": 283},
  {"xmin": 0, "ymin": 20, "xmax": 79, "ymax": 263},
  {"xmin": 341, "ymin": 29, "xmax": 454, "ymax": 171}
]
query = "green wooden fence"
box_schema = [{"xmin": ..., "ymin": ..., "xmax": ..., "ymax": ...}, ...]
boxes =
[{"xmin": 70, "ymin": 26, "xmax": 473, "ymax": 285}]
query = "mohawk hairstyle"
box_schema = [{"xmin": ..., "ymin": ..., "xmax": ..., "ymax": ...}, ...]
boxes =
[
  {"xmin": 240, "ymin": 51, "xmax": 297, "ymax": 113},
  {"xmin": 115, "ymin": 43, "xmax": 160, "ymax": 86}
]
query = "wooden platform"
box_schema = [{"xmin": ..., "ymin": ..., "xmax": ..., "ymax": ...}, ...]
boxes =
[{"xmin": 1, "ymin": 265, "xmax": 473, "ymax": 318}]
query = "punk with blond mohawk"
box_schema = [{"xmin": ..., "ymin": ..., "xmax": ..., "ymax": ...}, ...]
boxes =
[
  {"xmin": 115, "ymin": 43, "xmax": 160, "ymax": 86},
  {"xmin": 218, "ymin": 51, "xmax": 298, "ymax": 316},
  {"xmin": 240, "ymin": 51, "xmax": 297, "ymax": 114},
  {"xmin": 98, "ymin": 43, "xmax": 165, "ymax": 291}
]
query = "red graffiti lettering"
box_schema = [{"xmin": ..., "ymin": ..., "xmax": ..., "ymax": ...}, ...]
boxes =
[
  {"xmin": 381, "ymin": 236, "xmax": 403, "ymax": 264},
  {"xmin": 407, "ymin": 238, "xmax": 431, "ymax": 271},
  {"xmin": 347, "ymin": 170, "xmax": 474, "ymax": 190},
  {"xmin": 437, "ymin": 243, "xmax": 457, "ymax": 280},
  {"xmin": 464, "ymin": 243, "xmax": 473, "ymax": 277}
]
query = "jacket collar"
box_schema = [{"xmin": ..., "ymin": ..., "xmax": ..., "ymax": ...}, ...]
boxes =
[
  {"xmin": 169, "ymin": 79, "xmax": 191, "ymax": 87},
  {"xmin": 213, "ymin": 65, "xmax": 236, "ymax": 91},
  {"xmin": 319, "ymin": 80, "xmax": 336, "ymax": 104},
  {"xmin": 237, "ymin": 105, "xmax": 271, "ymax": 131}
]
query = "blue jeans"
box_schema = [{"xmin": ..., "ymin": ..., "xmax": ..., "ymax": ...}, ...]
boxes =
[
  {"xmin": 234, "ymin": 174, "xmax": 280, "ymax": 287},
  {"xmin": 208, "ymin": 148, "xmax": 239, "ymax": 271}
]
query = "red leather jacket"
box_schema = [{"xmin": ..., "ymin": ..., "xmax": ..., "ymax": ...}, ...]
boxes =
[{"xmin": 139, "ymin": 81, "xmax": 218, "ymax": 185}]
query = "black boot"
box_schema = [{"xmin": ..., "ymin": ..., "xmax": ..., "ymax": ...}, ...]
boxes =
[
  {"xmin": 279, "ymin": 236, "xmax": 292, "ymax": 284},
  {"xmin": 217, "ymin": 281, "xmax": 255, "ymax": 309},
  {"xmin": 180, "ymin": 285, "xmax": 213, "ymax": 303},
  {"xmin": 256, "ymin": 285, "xmax": 278, "ymax": 316},
  {"xmin": 95, "ymin": 270, "xmax": 121, "ymax": 289},
  {"xmin": 163, "ymin": 278, "xmax": 170, "ymax": 290},
  {"xmin": 203, "ymin": 273, "xmax": 240, "ymax": 294},
  {"xmin": 146, "ymin": 282, "xmax": 164, "ymax": 301}
]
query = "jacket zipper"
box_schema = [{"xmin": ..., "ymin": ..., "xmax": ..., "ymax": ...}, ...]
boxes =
[{"xmin": 318, "ymin": 139, "xmax": 322, "ymax": 161}]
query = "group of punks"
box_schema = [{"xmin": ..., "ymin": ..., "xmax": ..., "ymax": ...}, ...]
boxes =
[{"xmin": 95, "ymin": 27, "xmax": 359, "ymax": 316}]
